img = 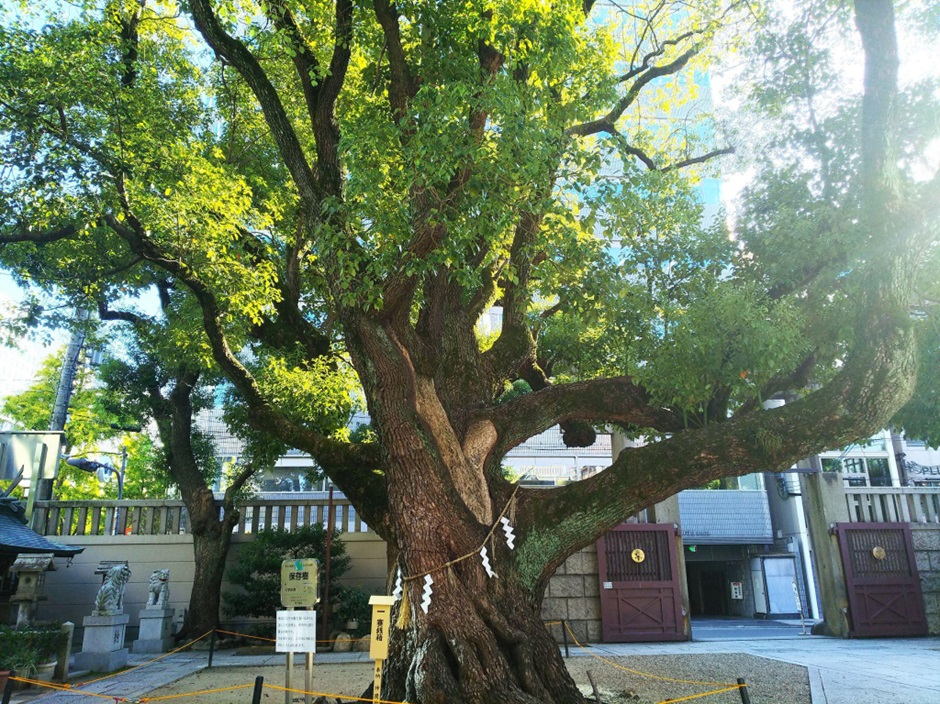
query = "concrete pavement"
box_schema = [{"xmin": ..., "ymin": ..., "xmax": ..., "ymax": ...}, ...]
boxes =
[
  {"xmin": 13, "ymin": 626, "xmax": 940, "ymax": 704},
  {"xmin": 585, "ymin": 633, "xmax": 940, "ymax": 704}
]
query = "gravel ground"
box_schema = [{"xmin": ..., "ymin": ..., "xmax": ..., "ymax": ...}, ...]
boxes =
[
  {"xmin": 565, "ymin": 653, "xmax": 810, "ymax": 704},
  {"xmin": 143, "ymin": 654, "xmax": 810, "ymax": 704}
]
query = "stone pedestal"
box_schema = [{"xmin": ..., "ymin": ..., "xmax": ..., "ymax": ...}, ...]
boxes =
[
  {"xmin": 132, "ymin": 608, "xmax": 175, "ymax": 654},
  {"xmin": 74, "ymin": 614, "xmax": 129, "ymax": 672}
]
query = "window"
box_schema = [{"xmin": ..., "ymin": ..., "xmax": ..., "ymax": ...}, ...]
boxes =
[
  {"xmin": 820, "ymin": 456, "xmax": 892, "ymax": 487},
  {"xmin": 866, "ymin": 458, "xmax": 891, "ymax": 487}
]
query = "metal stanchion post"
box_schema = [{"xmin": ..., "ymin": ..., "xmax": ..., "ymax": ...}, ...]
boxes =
[
  {"xmin": 1, "ymin": 675, "xmax": 14, "ymax": 704},
  {"xmin": 737, "ymin": 678, "xmax": 752, "ymax": 704},
  {"xmin": 561, "ymin": 620, "xmax": 569, "ymax": 658},
  {"xmin": 208, "ymin": 631, "xmax": 217, "ymax": 668},
  {"xmin": 251, "ymin": 676, "xmax": 264, "ymax": 704}
]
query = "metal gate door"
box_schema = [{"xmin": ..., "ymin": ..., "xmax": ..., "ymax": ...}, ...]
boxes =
[
  {"xmin": 835, "ymin": 523, "xmax": 928, "ymax": 637},
  {"xmin": 597, "ymin": 523, "xmax": 685, "ymax": 642}
]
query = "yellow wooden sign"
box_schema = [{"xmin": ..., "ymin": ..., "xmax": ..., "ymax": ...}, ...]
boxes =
[
  {"xmin": 631, "ymin": 548, "xmax": 646, "ymax": 563},
  {"xmin": 372, "ymin": 660, "xmax": 384, "ymax": 703},
  {"xmin": 369, "ymin": 596, "xmax": 396, "ymax": 703},
  {"xmin": 369, "ymin": 595, "xmax": 396, "ymax": 660}
]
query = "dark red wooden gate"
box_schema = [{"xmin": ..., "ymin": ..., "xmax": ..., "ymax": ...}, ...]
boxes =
[
  {"xmin": 835, "ymin": 523, "xmax": 928, "ymax": 638},
  {"xmin": 597, "ymin": 523, "xmax": 686, "ymax": 642}
]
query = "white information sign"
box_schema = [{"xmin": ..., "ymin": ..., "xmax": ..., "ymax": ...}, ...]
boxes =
[{"xmin": 276, "ymin": 610, "xmax": 317, "ymax": 653}]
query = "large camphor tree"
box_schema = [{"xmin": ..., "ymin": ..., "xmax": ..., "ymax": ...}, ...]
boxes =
[{"xmin": 1, "ymin": 0, "xmax": 938, "ymax": 702}]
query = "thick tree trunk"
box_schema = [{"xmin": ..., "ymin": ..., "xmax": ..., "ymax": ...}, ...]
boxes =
[
  {"xmin": 180, "ymin": 487, "xmax": 237, "ymax": 639},
  {"xmin": 383, "ymin": 543, "xmax": 583, "ymax": 704},
  {"xmin": 183, "ymin": 522, "xmax": 233, "ymax": 638},
  {"xmin": 348, "ymin": 319, "xmax": 585, "ymax": 704}
]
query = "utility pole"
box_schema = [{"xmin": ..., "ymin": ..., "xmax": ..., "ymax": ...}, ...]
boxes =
[{"xmin": 41, "ymin": 309, "xmax": 90, "ymax": 501}]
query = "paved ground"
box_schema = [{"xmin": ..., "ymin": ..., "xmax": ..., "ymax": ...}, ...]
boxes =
[
  {"xmin": 595, "ymin": 621, "xmax": 940, "ymax": 704},
  {"xmin": 690, "ymin": 617, "xmax": 813, "ymax": 640},
  {"xmin": 12, "ymin": 622, "xmax": 940, "ymax": 704}
]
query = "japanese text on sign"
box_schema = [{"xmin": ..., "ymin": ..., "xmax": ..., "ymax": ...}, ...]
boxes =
[
  {"xmin": 369, "ymin": 595, "xmax": 396, "ymax": 660},
  {"xmin": 280, "ymin": 558, "xmax": 319, "ymax": 607},
  {"xmin": 276, "ymin": 610, "xmax": 317, "ymax": 653}
]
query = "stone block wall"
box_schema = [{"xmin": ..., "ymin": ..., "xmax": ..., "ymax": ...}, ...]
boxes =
[
  {"xmin": 540, "ymin": 543, "xmax": 602, "ymax": 645},
  {"xmin": 912, "ymin": 524, "xmax": 940, "ymax": 635}
]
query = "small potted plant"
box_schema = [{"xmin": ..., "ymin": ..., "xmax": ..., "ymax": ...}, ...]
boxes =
[{"xmin": 0, "ymin": 625, "xmax": 62, "ymax": 688}]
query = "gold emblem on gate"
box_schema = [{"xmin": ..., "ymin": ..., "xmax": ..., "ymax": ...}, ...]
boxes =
[
  {"xmin": 631, "ymin": 548, "xmax": 646, "ymax": 563},
  {"xmin": 871, "ymin": 546, "xmax": 886, "ymax": 560}
]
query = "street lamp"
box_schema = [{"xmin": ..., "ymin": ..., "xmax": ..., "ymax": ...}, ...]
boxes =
[{"xmin": 65, "ymin": 447, "xmax": 128, "ymax": 534}]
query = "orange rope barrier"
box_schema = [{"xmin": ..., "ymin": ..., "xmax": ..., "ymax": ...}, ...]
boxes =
[
  {"xmin": 214, "ymin": 628, "xmax": 276, "ymax": 643},
  {"xmin": 214, "ymin": 627, "xmax": 365, "ymax": 644},
  {"xmin": 139, "ymin": 683, "xmax": 256, "ymax": 702},
  {"xmin": 562, "ymin": 622, "xmax": 735, "ymax": 688},
  {"xmin": 10, "ymin": 677, "xmax": 126, "ymax": 700},
  {"xmin": 77, "ymin": 631, "xmax": 214, "ymax": 687}
]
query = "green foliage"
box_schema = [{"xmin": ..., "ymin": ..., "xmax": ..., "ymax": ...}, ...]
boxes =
[
  {"xmin": 333, "ymin": 585, "xmax": 373, "ymax": 637},
  {"xmin": 0, "ymin": 350, "xmax": 170, "ymax": 499},
  {"xmin": 223, "ymin": 526, "xmax": 351, "ymax": 620},
  {"xmin": 893, "ymin": 314, "xmax": 940, "ymax": 448},
  {"xmin": 0, "ymin": 625, "xmax": 63, "ymax": 674}
]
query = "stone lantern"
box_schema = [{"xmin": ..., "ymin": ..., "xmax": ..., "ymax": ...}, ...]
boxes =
[{"xmin": 10, "ymin": 552, "xmax": 56, "ymax": 627}]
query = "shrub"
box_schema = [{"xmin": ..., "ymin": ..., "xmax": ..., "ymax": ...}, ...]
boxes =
[
  {"xmin": 333, "ymin": 585, "xmax": 373, "ymax": 637},
  {"xmin": 223, "ymin": 525, "xmax": 351, "ymax": 620}
]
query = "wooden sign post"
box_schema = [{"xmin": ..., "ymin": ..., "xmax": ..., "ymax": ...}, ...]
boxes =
[
  {"xmin": 368, "ymin": 596, "xmax": 396, "ymax": 703},
  {"xmin": 279, "ymin": 559, "xmax": 320, "ymax": 704}
]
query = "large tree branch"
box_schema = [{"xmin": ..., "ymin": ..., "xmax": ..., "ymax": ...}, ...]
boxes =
[
  {"xmin": 104, "ymin": 171, "xmax": 380, "ymax": 495},
  {"xmin": 661, "ymin": 147, "xmax": 735, "ymax": 173},
  {"xmin": 229, "ymin": 224, "xmax": 333, "ymax": 359},
  {"xmin": 382, "ymin": 33, "xmax": 503, "ymax": 324},
  {"xmin": 265, "ymin": 0, "xmax": 353, "ymax": 196},
  {"xmin": 483, "ymin": 376, "xmax": 682, "ymax": 459},
  {"xmin": 115, "ymin": 0, "xmax": 145, "ymax": 88},
  {"xmin": 855, "ymin": 0, "xmax": 899, "ymax": 201},
  {"xmin": 187, "ymin": 0, "xmax": 321, "ymax": 206},
  {"xmin": 618, "ymin": 29, "xmax": 701, "ymax": 84},
  {"xmin": 102, "ymin": 212, "xmax": 381, "ymax": 476},
  {"xmin": 264, "ymin": 1, "xmax": 322, "ymax": 136},
  {"xmin": 480, "ymin": 209, "xmax": 545, "ymax": 386},
  {"xmin": 97, "ymin": 300, "xmax": 147, "ymax": 327},
  {"xmin": 513, "ymin": 0, "xmax": 920, "ymax": 590},
  {"xmin": 733, "ymin": 351, "xmax": 819, "ymax": 419},
  {"xmin": 372, "ymin": 0, "xmax": 417, "ymax": 124},
  {"xmin": 0, "ymin": 224, "xmax": 82, "ymax": 247}
]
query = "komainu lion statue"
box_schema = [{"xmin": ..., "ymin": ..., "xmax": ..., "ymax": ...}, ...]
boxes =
[
  {"xmin": 147, "ymin": 568, "xmax": 170, "ymax": 609},
  {"xmin": 93, "ymin": 564, "xmax": 132, "ymax": 615}
]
